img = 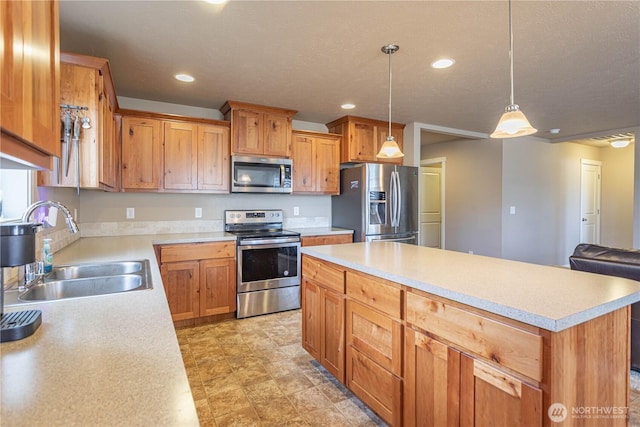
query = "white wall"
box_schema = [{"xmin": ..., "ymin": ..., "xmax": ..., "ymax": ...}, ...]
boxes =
[
  {"xmin": 501, "ymin": 139, "xmax": 602, "ymax": 265},
  {"xmin": 421, "ymin": 138, "xmax": 503, "ymax": 257}
]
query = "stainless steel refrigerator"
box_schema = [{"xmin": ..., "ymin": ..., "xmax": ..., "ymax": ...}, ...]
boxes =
[{"xmin": 332, "ymin": 163, "xmax": 419, "ymax": 244}]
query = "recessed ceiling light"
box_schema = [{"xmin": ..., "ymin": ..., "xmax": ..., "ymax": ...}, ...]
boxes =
[
  {"xmin": 204, "ymin": 0, "xmax": 228, "ymax": 4},
  {"xmin": 431, "ymin": 58, "xmax": 455, "ymax": 69},
  {"xmin": 175, "ymin": 74, "xmax": 195, "ymax": 82},
  {"xmin": 549, "ymin": 128, "xmax": 561, "ymax": 134},
  {"xmin": 341, "ymin": 103, "xmax": 356, "ymax": 110}
]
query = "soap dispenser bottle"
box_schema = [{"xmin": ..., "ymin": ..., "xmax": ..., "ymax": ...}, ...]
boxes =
[{"xmin": 42, "ymin": 238, "xmax": 53, "ymax": 273}]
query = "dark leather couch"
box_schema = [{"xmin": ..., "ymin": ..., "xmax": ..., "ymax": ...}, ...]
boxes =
[{"xmin": 569, "ymin": 243, "xmax": 640, "ymax": 371}]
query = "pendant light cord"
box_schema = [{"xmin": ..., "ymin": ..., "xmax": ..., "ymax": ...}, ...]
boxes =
[
  {"xmin": 388, "ymin": 48, "xmax": 393, "ymax": 135},
  {"xmin": 509, "ymin": 0, "xmax": 515, "ymax": 106}
]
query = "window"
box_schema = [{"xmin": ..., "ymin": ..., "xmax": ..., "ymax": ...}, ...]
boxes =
[{"xmin": 0, "ymin": 169, "xmax": 34, "ymax": 222}]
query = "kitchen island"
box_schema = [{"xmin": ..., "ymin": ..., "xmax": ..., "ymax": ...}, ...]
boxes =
[{"xmin": 301, "ymin": 242, "xmax": 640, "ymax": 426}]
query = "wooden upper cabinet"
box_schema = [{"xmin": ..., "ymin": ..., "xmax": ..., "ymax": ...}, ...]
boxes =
[
  {"xmin": 1, "ymin": 0, "xmax": 60, "ymax": 168},
  {"xmin": 291, "ymin": 130, "xmax": 341, "ymax": 195},
  {"xmin": 121, "ymin": 116, "xmax": 162, "ymax": 190},
  {"xmin": 198, "ymin": 124, "xmax": 230, "ymax": 192},
  {"xmin": 163, "ymin": 121, "xmax": 198, "ymax": 190},
  {"xmin": 38, "ymin": 52, "xmax": 119, "ymax": 191},
  {"xmin": 221, "ymin": 100, "xmax": 297, "ymax": 157},
  {"xmin": 120, "ymin": 110, "xmax": 230, "ymax": 193},
  {"xmin": 326, "ymin": 115, "xmax": 405, "ymax": 165}
]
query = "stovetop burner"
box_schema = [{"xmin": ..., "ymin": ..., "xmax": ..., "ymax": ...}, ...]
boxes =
[{"xmin": 224, "ymin": 210, "xmax": 300, "ymax": 242}]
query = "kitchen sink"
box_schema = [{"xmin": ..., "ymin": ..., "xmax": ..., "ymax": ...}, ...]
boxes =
[
  {"xmin": 7, "ymin": 259, "xmax": 153, "ymax": 304},
  {"xmin": 20, "ymin": 274, "xmax": 147, "ymax": 301},
  {"xmin": 45, "ymin": 260, "xmax": 144, "ymax": 280}
]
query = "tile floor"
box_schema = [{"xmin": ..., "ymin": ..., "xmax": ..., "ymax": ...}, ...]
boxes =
[
  {"xmin": 176, "ymin": 310, "xmax": 385, "ymax": 427},
  {"xmin": 177, "ymin": 309, "xmax": 640, "ymax": 427}
]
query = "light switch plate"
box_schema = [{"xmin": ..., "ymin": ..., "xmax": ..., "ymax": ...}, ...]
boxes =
[
  {"xmin": 126, "ymin": 208, "xmax": 135, "ymax": 219},
  {"xmin": 293, "ymin": 206, "xmax": 299, "ymax": 216},
  {"xmin": 195, "ymin": 207, "xmax": 202, "ymax": 218},
  {"xmin": 509, "ymin": 206, "xmax": 516, "ymax": 215}
]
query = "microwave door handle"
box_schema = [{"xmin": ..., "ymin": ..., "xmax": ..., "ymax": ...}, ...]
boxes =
[{"xmin": 280, "ymin": 164, "xmax": 285, "ymax": 187}]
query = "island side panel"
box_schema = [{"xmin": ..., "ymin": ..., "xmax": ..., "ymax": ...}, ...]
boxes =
[{"xmin": 544, "ymin": 306, "xmax": 630, "ymax": 426}]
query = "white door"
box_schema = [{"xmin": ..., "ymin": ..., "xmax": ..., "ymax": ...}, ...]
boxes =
[
  {"xmin": 420, "ymin": 166, "xmax": 442, "ymax": 248},
  {"xmin": 580, "ymin": 159, "xmax": 601, "ymax": 244}
]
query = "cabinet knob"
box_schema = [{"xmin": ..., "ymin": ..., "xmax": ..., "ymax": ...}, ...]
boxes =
[{"xmin": 129, "ymin": 128, "xmax": 134, "ymax": 136}]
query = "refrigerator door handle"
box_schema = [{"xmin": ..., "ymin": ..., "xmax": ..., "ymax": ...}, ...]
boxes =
[{"xmin": 395, "ymin": 170, "xmax": 402, "ymax": 228}]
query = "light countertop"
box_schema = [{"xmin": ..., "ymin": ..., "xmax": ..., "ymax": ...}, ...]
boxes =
[
  {"xmin": 301, "ymin": 242, "xmax": 640, "ymax": 332},
  {"xmin": 1, "ymin": 234, "xmax": 231, "ymax": 427},
  {"xmin": 0, "ymin": 228, "xmax": 352, "ymax": 426}
]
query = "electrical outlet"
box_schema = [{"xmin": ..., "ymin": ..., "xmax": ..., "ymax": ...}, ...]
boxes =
[
  {"xmin": 293, "ymin": 206, "xmax": 299, "ymax": 216},
  {"xmin": 468, "ymin": 250, "xmax": 474, "ymax": 254},
  {"xmin": 126, "ymin": 208, "xmax": 135, "ymax": 219},
  {"xmin": 195, "ymin": 207, "xmax": 202, "ymax": 218},
  {"xmin": 509, "ymin": 206, "xmax": 516, "ymax": 215}
]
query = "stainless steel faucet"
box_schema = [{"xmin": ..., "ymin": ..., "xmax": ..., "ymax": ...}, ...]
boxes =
[{"xmin": 21, "ymin": 200, "xmax": 79, "ymax": 233}]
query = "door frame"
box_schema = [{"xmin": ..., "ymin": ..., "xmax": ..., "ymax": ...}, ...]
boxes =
[
  {"xmin": 420, "ymin": 157, "xmax": 446, "ymax": 249},
  {"xmin": 580, "ymin": 159, "xmax": 602, "ymax": 244}
]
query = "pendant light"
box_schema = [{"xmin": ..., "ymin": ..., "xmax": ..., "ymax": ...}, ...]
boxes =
[
  {"xmin": 377, "ymin": 44, "xmax": 404, "ymax": 159},
  {"xmin": 490, "ymin": 0, "xmax": 536, "ymax": 139}
]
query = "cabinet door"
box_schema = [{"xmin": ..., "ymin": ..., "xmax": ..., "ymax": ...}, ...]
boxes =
[
  {"xmin": 121, "ymin": 117, "xmax": 162, "ymax": 190},
  {"xmin": 321, "ymin": 287, "xmax": 345, "ymax": 382},
  {"xmin": 163, "ymin": 121, "xmax": 197, "ymax": 190},
  {"xmin": 231, "ymin": 109, "xmax": 262, "ymax": 154},
  {"xmin": 460, "ymin": 354, "xmax": 542, "ymax": 427},
  {"xmin": 347, "ymin": 346, "xmax": 402, "ymax": 427},
  {"xmin": 292, "ymin": 134, "xmax": 315, "ymax": 193},
  {"xmin": 314, "ymin": 135, "xmax": 340, "ymax": 194},
  {"xmin": 161, "ymin": 261, "xmax": 200, "ymax": 321},
  {"xmin": 198, "ymin": 124, "xmax": 230, "ymax": 192},
  {"xmin": 349, "ymin": 121, "xmax": 376, "ymax": 162},
  {"xmin": 99, "ymin": 83, "xmax": 117, "ymax": 189},
  {"xmin": 404, "ymin": 328, "xmax": 460, "ymax": 427},
  {"xmin": 346, "ymin": 299, "xmax": 402, "ymax": 376},
  {"xmin": 1, "ymin": 0, "xmax": 60, "ymax": 158},
  {"xmin": 200, "ymin": 258, "xmax": 236, "ymax": 316},
  {"xmin": 263, "ymin": 113, "xmax": 291, "ymax": 157},
  {"xmin": 302, "ymin": 278, "xmax": 321, "ymax": 360}
]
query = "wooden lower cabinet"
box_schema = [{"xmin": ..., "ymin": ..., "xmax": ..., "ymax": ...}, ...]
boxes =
[
  {"xmin": 157, "ymin": 241, "xmax": 236, "ymax": 324},
  {"xmin": 346, "ymin": 299, "xmax": 403, "ymax": 426},
  {"xmin": 347, "ymin": 346, "xmax": 402, "ymax": 426},
  {"xmin": 301, "ymin": 233, "xmax": 353, "ymax": 247},
  {"xmin": 460, "ymin": 354, "xmax": 542, "ymax": 427},
  {"xmin": 301, "ymin": 255, "xmax": 631, "ymax": 427},
  {"xmin": 301, "ymin": 259, "xmax": 346, "ymax": 382},
  {"xmin": 404, "ymin": 327, "xmax": 460, "ymax": 427},
  {"xmin": 200, "ymin": 258, "xmax": 236, "ymax": 316}
]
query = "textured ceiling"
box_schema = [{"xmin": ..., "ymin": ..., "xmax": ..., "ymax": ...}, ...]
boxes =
[{"xmin": 59, "ymin": 1, "xmax": 640, "ymax": 142}]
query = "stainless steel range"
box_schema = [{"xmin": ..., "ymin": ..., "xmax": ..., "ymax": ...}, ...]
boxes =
[{"xmin": 225, "ymin": 210, "xmax": 301, "ymax": 318}]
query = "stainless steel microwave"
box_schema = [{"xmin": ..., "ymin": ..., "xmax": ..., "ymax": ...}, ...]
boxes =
[{"xmin": 231, "ymin": 155, "xmax": 293, "ymax": 193}]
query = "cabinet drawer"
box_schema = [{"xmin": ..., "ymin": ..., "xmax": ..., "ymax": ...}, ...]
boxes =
[
  {"xmin": 302, "ymin": 256, "xmax": 345, "ymax": 294},
  {"xmin": 301, "ymin": 234, "xmax": 353, "ymax": 247},
  {"xmin": 160, "ymin": 241, "xmax": 235, "ymax": 263},
  {"xmin": 347, "ymin": 346, "xmax": 402, "ymax": 427},
  {"xmin": 347, "ymin": 300, "xmax": 402, "ymax": 376},
  {"xmin": 346, "ymin": 271, "xmax": 402, "ymax": 318},
  {"xmin": 406, "ymin": 291, "xmax": 542, "ymax": 382}
]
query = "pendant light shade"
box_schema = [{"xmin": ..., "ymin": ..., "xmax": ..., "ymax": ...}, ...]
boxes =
[
  {"xmin": 491, "ymin": 0, "xmax": 536, "ymax": 139},
  {"xmin": 377, "ymin": 44, "xmax": 404, "ymax": 159}
]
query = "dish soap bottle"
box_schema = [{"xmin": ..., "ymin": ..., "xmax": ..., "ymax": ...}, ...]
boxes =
[{"xmin": 43, "ymin": 238, "xmax": 53, "ymax": 273}]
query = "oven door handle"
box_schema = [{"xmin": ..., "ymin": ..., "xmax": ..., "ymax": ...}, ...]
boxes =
[{"xmin": 238, "ymin": 238, "xmax": 301, "ymax": 247}]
